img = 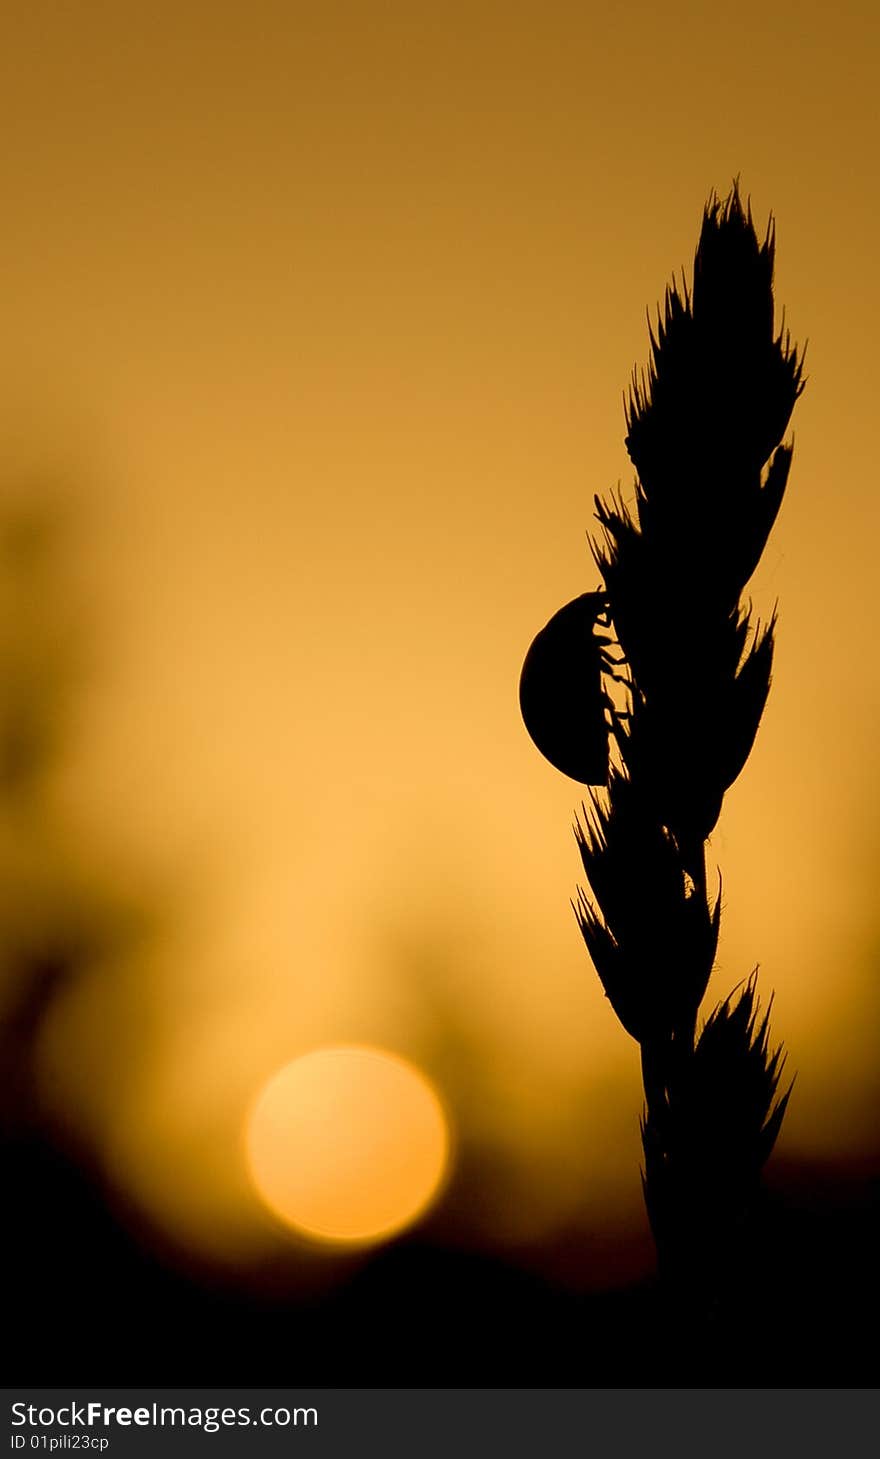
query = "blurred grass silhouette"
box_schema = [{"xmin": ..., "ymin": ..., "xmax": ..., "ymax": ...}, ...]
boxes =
[{"xmin": 0, "ymin": 489, "xmax": 155, "ymax": 1148}]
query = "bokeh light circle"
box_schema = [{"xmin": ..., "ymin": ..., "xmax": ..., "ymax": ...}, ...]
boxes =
[{"xmin": 245, "ymin": 1044, "xmax": 451, "ymax": 1247}]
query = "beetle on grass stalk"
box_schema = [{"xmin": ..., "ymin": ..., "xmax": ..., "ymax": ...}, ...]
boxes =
[{"xmin": 519, "ymin": 183, "xmax": 800, "ymax": 1311}]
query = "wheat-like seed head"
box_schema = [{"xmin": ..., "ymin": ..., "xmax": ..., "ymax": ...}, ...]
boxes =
[{"xmin": 576, "ymin": 183, "xmax": 800, "ymax": 1283}]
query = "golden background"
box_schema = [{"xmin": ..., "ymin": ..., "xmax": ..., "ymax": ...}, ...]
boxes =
[{"xmin": 1, "ymin": 1, "xmax": 877, "ymax": 1277}]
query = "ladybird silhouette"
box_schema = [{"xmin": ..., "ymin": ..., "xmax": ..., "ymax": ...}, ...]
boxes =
[{"xmin": 519, "ymin": 591, "xmax": 626, "ymax": 785}]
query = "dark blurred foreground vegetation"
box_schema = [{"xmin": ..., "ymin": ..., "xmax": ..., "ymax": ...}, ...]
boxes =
[{"xmin": 6, "ymin": 1129, "xmax": 879, "ymax": 1386}]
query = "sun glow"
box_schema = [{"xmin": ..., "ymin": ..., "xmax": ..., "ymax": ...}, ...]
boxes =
[{"xmin": 244, "ymin": 1045, "xmax": 451, "ymax": 1247}]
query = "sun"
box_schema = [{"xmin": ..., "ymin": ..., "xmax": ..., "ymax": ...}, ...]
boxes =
[{"xmin": 244, "ymin": 1044, "xmax": 451, "ymax": 1247}]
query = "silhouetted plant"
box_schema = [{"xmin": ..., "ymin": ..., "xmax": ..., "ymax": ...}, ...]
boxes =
[{"xmin": 521, "ymin": 185, "xmax": 802, "ymax": 1306}]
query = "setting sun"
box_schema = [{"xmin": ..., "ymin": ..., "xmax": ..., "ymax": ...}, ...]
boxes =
[{"xmin": 244, "ymin": 1045, "xmax": 451, "ymax": 1247}]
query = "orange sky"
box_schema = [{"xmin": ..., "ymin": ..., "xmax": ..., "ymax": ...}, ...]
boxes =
[{"xmin": 1, "ymin": 2, "xmax": 878, "ymax": 1269}]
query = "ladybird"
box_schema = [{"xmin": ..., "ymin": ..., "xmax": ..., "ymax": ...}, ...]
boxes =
[{"xmin": 519, "ymin": 591, "xmax": 627, "ymax": 786}]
